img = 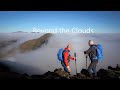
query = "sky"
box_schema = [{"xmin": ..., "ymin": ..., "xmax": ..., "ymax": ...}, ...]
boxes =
[{"xmin": 0, "ymin": 11, "xmax": 120, "ymax": 33}]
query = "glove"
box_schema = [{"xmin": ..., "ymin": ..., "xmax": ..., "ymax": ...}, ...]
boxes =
[{"xmin": 84, "ymin": 51, "xmax": 86, "ymax": 54}]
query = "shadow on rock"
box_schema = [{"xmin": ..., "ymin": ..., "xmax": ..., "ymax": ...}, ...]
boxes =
[{"xmin": 81, "ymin": 69, "xmax": 90, "ymax": 77}]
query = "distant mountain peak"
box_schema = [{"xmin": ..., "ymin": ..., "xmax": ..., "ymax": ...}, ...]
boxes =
[
  {"xmin": 19, "ymin": 33, "xmax": 52, "ymax": 53},
  {"xmin": 13, "ymin": 31, "xmax": 28, "ymax": 33}
]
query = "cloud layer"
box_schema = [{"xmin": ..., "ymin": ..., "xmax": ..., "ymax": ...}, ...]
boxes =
[{"xmin": 0, "ymin": 33, "xmax": 120, "ymax": 75}]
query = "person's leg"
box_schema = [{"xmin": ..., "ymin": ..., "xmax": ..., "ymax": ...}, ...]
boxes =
[
  {"xmin": 88, "ymin": 60, "xmax": 98, "ymax": 78},
  {"xmin": 61, "ymin": 61, "xmax": 69, "ymax": 72},
  {"xmin": 87, "ymin": 62, "xmax": 93, "ymax": 77},
  {"xmin": 61, "ymin": 61, "xmax": 71, "ymax": 78},
  {"xmin": 92, "ymin": 60, "xmax": 98, "ymax": 77}
]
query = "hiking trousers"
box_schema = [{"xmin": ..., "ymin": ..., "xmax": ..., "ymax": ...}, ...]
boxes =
[
  {"xmin": 87, "ymin": 59, "xmax": 98, "ymax": 78},
  {"xmin": 61, "ymin": 61, "xmax": 69, "ymax": 72}
]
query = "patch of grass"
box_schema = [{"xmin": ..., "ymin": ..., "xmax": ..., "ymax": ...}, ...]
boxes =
[{"xmin": 19, "ymin": 33, "xmax": 52, "ymax": 53}]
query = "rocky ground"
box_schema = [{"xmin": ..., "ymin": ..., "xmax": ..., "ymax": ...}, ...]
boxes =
[{"xmin": 0, "ymin": 62, "xmax": 120, "ymax": 80}]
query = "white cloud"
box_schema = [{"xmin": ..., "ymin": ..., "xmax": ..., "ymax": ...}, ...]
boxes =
[{"xmin": 0, "ymin": 33, "xmax": 120, "ymax": 75}]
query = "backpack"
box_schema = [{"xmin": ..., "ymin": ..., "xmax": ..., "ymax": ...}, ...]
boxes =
[
  {"xmin": 57, "ymin": 48, "xmax": 70, "ymax": 61},
  {"xmin": 92, "ymin": 44, "xmax": 103, "ymax": 61}
]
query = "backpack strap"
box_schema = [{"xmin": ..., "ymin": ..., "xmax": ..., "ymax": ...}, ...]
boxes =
[
  {"xmin": 91, "ymin": 45, "xmax": 98, "ymax": 59},
  {"xmin": 63, "ymin": 49, "xmax": 70, "ymax": 54}
]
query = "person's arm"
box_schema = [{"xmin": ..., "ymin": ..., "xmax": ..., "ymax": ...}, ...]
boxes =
[
  {"xmin": 84, "ymin": 47, "xmax": 93, "ymax": 54},
  {"xmin": 70, "ymin": 56, "xmax": 75, "ymax": 60}
]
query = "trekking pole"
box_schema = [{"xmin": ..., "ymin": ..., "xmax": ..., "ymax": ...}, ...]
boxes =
[
  {"xmin": 74, "ymin": 52, "xmax": 77, "ymax": 75},
  {"xmin": 86, "ymin": 55, "xmax": 87, "ymax": 70}
]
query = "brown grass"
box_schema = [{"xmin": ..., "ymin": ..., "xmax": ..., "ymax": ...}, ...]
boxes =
[{"xmin": 19, "ymin": 33, "xmax": 52, "ymax": 53}]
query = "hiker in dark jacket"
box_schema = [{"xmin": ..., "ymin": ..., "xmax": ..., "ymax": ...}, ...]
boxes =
[{"xmin": 84, "ymin": 40, "xmax": 98, "ymax": 78}]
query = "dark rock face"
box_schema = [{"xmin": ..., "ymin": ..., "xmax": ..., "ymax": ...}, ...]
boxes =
[
  {"xmin": 0, "ymin": 63, "xmax": 10, "ymax": 72},
  {"xmin": 108, "ymin": 64, "xmax": 120, "ymax": 71},
  {"xmin": 97, "ymin": 69, "xmax": 120, "ymax": 79},
  {"xmin": 0, "ymin": 62, "xmax": 120, "ymax": 79},
  {"xmin": 54, "ymin": 68, "xmax": 69, "ymax": 79},
  {"xmin": 71, "ymin": 73, "xmax": 91, "ymax": 79},
  {"xmin": 81, "ymin": 69, "xmax": 90, "ymax": 77},
  {"xmin": 31, "ymin": 75, "xmax": 42, "ymax": 79},
  {"xmin": 116, "ymin": 64, "xmax": 120, "ymax": 71}
]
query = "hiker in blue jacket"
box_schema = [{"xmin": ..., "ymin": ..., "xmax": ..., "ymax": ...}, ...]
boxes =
[{"xmin": 84, "ymin": 40, "xmax": 98, "ymax": 78}]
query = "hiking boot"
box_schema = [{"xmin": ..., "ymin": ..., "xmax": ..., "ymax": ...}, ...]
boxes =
[
  {"xmin": 92, "ymin": 73, "xmax": 97, "ymax": 79},
  {"xmin": 66, "ymin": 72, "xmax": 71, "ymax": 79}
]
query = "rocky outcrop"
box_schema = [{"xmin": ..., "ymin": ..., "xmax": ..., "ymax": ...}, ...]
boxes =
[
  {"xmin": 0, "ymin": 62, "xmax": 120, "ymax": 79},
  {"xmin": 0, "ymin": 33, "xmax": 52, "ymax": 58},
  {"xmin": 19, "ymin": 33, "xmax": 52, "ymax": 53}
]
